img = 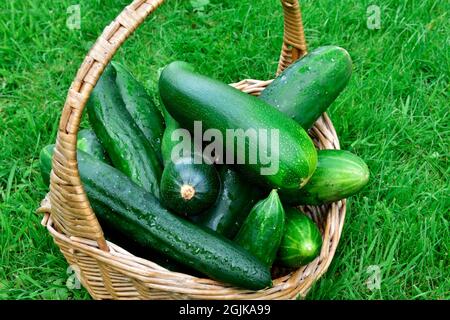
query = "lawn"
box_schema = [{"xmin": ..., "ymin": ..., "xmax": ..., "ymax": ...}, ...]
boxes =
[{"xmin": 0, "ymin": 0, "xmax": 448, "ymax": 300}]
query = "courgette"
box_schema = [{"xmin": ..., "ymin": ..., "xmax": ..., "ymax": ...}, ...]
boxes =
[
  {"xmin": 159, "ymin": 61, "xmax": 318, "ymax": 191},
  {"xmin": 280, "ymin": 150, "xmax": 369, "ymax": 205},
  {"xmin": 277, "ymin": 207, "xmax": 322, "ymax": 268},
  {"xmin": 194, "ymin": 166, "xmax": 262, "ymax": 239},
  {"xmin": 260, "ymin": 46, "xmax": 352, "ymax": 129},
  {"xmin": 235, "ymin": 190, "xmax": 285, "ymax": 266},
  {"xmin": 87, "ymin": 64, "xmax": 162, "ymax": 197},
  {"xmin": 40, "ymin": 145, "xmax": 272, "ymax": 290},
  {"xmin": 160, "ymin": 154, "xmax": 220, "ymax": 216}
]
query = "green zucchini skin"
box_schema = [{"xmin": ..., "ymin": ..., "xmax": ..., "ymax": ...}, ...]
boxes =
[
  {"xmin": 277, "ymin": 207, "xmax": 322, "ymax": 268},
  {"xmin": 159, "ymin": 61, "xmax": 318, "ymax": 191},
  {"xmin": 260, "ymin": 46, "xmax": 352, "ymax": 129},
  {"xmin": 40, "ymin": 145, "xmax": 271, "ymax": 290},
  {"xmin": 194, "ymin": 166, "xmax": 263, "ymax": 239},
  {"xmin": 87, "ymin": 64, "xmax": 162, "ymax": 197},
  {"xmin": 112, "ymin": 62, "xmax": 164, "ymax": 159},
  {"xmin": 160, "ymin": 155, "xmax": 220, "ymax": 216},
  {"xmin": 234, "ymin": 190, "xmax": 285, "ymax": 266},
  {"xmin": 280, "ymin": 150, "xmax": 369, "ymax": 205},
  {"xmin": 77, "ymin": 128, "xmax": 108, "ymax": 162}
]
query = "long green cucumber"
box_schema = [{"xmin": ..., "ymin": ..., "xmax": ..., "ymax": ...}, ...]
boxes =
[
  {"xmin": 194, "ymin": 166, "xmax": 262, "ymax": 239},
  {"xmin": 280, "ymin": 150, "xmax": 369, "ymax": 205},
  {"xmin": 159, "ymin": 61, "xmax": 318, "ymax": 191},
  {"xmin": 77, "ymin": 128, "xmax": 108, "ymax": 162},
  {"xmin": 260, "ymin": 46, "xmax": 352, "ymax": 129},
  {"xmin": 160, "ymin": 103, "xmax": 183, "ymax": 165},
  {"xmin": 235, "ymin": 190, "xmax": 285, "ymax": 266},
  {"xmin": 87, "ymin": 64, "xmax": 162, "ymax": 197},
  {"xmin": 40, "ymin": 145, "xmax": 272, "ymax": 290},
  {"xmin": 112, "ymin": 62, "xmax": 164, "ymax": 158}
]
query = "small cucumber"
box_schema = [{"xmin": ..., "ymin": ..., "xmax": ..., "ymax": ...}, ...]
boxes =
[
  {"xmin": 112, "ymin": 62, "xmax": 164, "ymax": 158},
  {"xmin": 160, "ymin": 102, "xmax": 183, "ymax": 165},
  {"xmin": 234, "ymin": 190, "xmax": 285, "ymax": 266},
  {"xmin": 160, "ymin": 154, "xmax": 220, "ymax": 216},
  {"xmin": 40, "ymin": 145, "xmax": 272, "ymax": 290},
  {"xmin": 194, "ymin": 166, "xmax": 262, "ymax": 239},
  {"xmin": 77, "ymin": 128, "xmax": 108, "ymax": 162},
  {"xmin": 87, "ymin": 64, "xmax": 162, "ymax": 197},
  {"xmin": 260, "ymin": 46, "xmax": 352, "ymax": 129},
  {"xmin": 280, "ymin": 150, "xmax": 369, "ymax": 205},
  {"xmin": 277, "ymin": 207, "xmax": 322, "ymax": 268},
  {"xmin": 159, "ymin": 61, "xmax": 318, "ymax": 191}
]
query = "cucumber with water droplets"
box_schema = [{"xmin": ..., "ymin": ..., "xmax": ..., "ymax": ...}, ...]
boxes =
[
  {"xmin": 260, "ymin": 46, "xmax": 352, "ymax": 129},
  {"xmin": 280, "ymin": 150, "xmax": 369, "ymax": 205},
  {"xmin": 87, "ymin": 64, "xmax": 162, "ymax": 197},
  {"xmin": 39, "ymin": 145, "xmax": 272, "ymax": 290},
  {"xmin": 77, "ymin": 128, "xmax": 108, "ymax": 162}
]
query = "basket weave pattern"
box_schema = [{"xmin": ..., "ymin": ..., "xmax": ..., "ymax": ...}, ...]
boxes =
[{"xmin": 37, "ymin": 0, "xmax": 346, "ymax": 299}]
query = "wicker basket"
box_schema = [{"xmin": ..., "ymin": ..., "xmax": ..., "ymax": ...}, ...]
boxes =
[{"xmin": 37, "ymin": 0, "xmax": 346, "ymax": 300}]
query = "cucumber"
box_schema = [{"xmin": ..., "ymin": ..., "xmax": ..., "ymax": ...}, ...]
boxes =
[
  {"xmin": 40, "ymin": 130, "xmax": 107, "ymax": 186},
  {"xmin": 160, "ymin": 154, "xmax": 220, "ymax": 216},
  {"xmin": 234, "ymin": 190, "xmax": 285, "ymax": 266},
  {"xmin": 277, "ymin": 207, "xmax": 322, "ymax": 268},
  {"xmin": 194, "ymin": 166, "xmax": 262, "ymax": 239},
  {"xmin": 40, "ymin": 145, "xmax": 271, "ymax": 290},
  {"xmin": 260, "ymin": 46, "xmax": 352, "ymax": 129},
  {"xmin": 160, "ymin": 103, "xmax": 183, "ymax": 165},
  {"xmin": 159, "ymin": 61, "xmax": 318, "ymax": 191},
  {"xmin": 77, "ymin": 128, "xmax": 108, "ymax": 162},
  {"xmin": 112, "ymin": 62, "xmax": 164, "ymax": 158},
  {"xmin": 87, "ymin": 64, "xmax": 162, "ymax": 197},
  {"xmin": 280, "ymin": 150, "xmax": 369, "ymax": 205}
]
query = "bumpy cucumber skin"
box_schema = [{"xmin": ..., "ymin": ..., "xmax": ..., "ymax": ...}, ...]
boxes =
[
  {"xmin": 87, "ymin": 65, "xmax": 162, "ymax": 197},
  {"xmin": 260, "ymin": 46, "xmax": 352, "ymax": 129},
  {"xmin": 112, "ymin": 62, "xmax": 164, "ymax": 159},
  {"xmin": 194, "ymin": 166, "xmax": 263, "ymax": 239},
  {"xmin": 40, "ymin": 146, "xmax": 271, "ymax": 290},
  {"xmin": 160, "ymin": 155, "xmax": 220, "ymax": 216},
  {"xmin": 234, "ymin": 190, "xmax": 285, "ymax": 266},
  {"xmin": 277, "ymin": 207, "xmax": 322, "ymax": 268},
  {"xmin": 280, "ymin": 150, "xmax": 369, "ymax": 205},
  {"xmin": 77, "ymin": 128, "xmax": 108, "ymax": 162},
  {"xmin": 159, "ymin": 61, "xmax": 318, "ymax": 191}
]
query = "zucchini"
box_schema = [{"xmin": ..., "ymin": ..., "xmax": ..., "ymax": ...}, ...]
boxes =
[
  {"xmin": 87, "ymin": 64, "xmax": 162, "ymax": 197},
  {"xmin": 112, "ymin": 62, "xmax": 165, "ymax": 158},
  {"xmin": 234, "ymin": 190, "xmax": 285, "ymax": 266},
  {"xmin": 39, "ymin": 144, "xmax": 53, "ymax": 186},
  {"xmin": 277, "ymin": 207, "xmax": 322, "ymax": 267},
  {"xmin": 40, "ymin": 145, "xmax": 271, "ymax": 290},
  {"xmin": 160, "ymin": 154, "xmax": 220, "ymax": 216},
  {"xmin": 280, "ymin": 150, "xmax": 369, "ymax": 205},
  {"xmin": 194, "ymin": 166, "xmax": 262, "ymax": 239},
  {"xmin": 159, "ymin": 61, "xmax": 318, "ymax": 191},
  {"xmin": 77, "ymin": 128, "xmax": 108, "ymax": 162},
  {"xmin": 260, "ymin": 46, "xmax": 352, "ymax": 129}
]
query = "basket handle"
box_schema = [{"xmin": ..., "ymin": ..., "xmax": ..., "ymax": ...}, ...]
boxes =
[{"xmin": 49, "ymin": 0, "xmax": 307, "ymax": 251}]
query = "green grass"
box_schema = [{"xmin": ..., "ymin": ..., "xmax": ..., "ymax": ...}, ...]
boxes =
[{"xmin": 0, "ymin": 0, "xmax": 448, "ymax": 300}]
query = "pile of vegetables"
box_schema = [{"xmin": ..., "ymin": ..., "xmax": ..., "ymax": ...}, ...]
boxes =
[{"xmin": 40, "ymin": 46, "xmax": 369, "ymax": 290}]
